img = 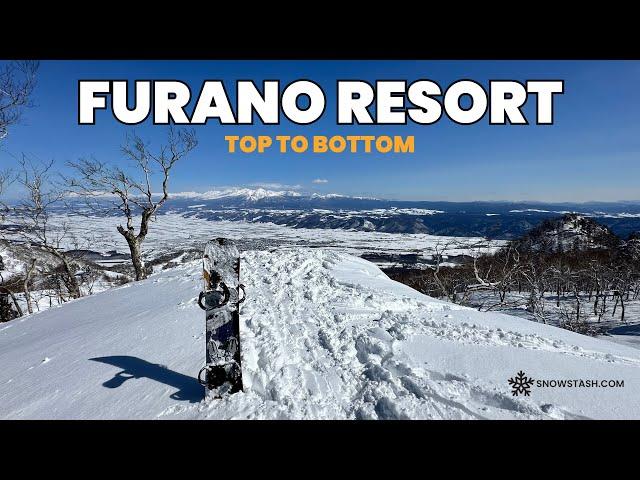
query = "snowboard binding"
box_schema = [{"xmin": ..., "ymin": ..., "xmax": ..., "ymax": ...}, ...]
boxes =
[
  {"xmin": 197, "ymin": 282, "xmax": 230, "ymax": 310},
  {"xmin": 197, "ymin": 362, "xmax": 242, "ymax": 394}
]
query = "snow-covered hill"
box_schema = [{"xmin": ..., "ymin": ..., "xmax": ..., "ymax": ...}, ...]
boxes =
[
  {"xmin": 516, "ymin": 213, "xmax": 621, "ymax": 252},
  {"xmin": 1, "ymin": 248, "xmax": 638, "ymax": 419}
]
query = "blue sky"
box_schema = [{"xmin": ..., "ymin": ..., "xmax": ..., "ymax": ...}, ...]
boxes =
[{"xmin": 1, "ymin": 60, "xmax": 639, "ymax": 202}]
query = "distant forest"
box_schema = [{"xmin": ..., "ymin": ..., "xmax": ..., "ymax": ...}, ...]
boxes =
[{"xmin": 387, "ymin": 214, "xmax": 640, "ymax": 335}]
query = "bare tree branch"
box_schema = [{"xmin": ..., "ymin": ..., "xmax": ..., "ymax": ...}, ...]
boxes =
[
  {"xmin": 0, "ymin": 168, "xmax": 14, "ymax": 219},
  {"xmin": 12, "ymin": 156, "xmax": 81, "ymax": 299},
  {"xmin": 66, "ymin": 128, "xmax": 197, "ymax": 280},
  {"xmin": 0, "ymin": 61, "xmax": 39, "ymax": 141}
]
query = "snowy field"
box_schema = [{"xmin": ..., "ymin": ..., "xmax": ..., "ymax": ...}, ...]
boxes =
[
  {"xmin": 466, "ymin": 291, "xmax": 640, "ymax": 349},
  {"xmin": 1, "ymin": 248, "xmax": 638, "ymax": 420},
  {"xmin": 3, "ymin": 212, "xmax": 499, "ymax": 263}
]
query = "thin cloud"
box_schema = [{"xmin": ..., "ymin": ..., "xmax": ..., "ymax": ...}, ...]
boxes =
[{"xmin": 312, "ymin": 179, "xmax": 329, "ymax": 184}]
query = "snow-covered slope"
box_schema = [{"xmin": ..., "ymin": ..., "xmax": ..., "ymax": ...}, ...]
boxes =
[{"xmin": 1, "ymin": 249, "xmax": 638, "ymax": 419}]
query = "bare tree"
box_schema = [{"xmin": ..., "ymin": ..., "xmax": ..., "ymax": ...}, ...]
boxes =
[
  {"xmin": 427, "ymin": 241, "xmax": 457, "ymax": 302},
  {"xmin": 389, "ymin": 214, "xmax": 640, "ymax": 334},
  {"xmin": 0, "ymin": 273, "xmax": 22, "ymax": 321},
  {"xmin": 0, "ymin": 61, "xmax": 39, "ymax": 320},
  {"xmin": 0, "ymin": 169, "xmax": 22, "ymax": 321},
  {"xmin": 22, "ymin": 257, "xmax": 37, "ymax": 314},
  {"xmin": 0, "ymin": 61, "xmax": 39, "ymax": 141},
  {"xmin": 423, "ymin": 239, "xmax": 500, "ymax": 304},
  {"xmin": 0, "ymin": 168, "xmax": 12, "ymax": 217},
  {"xmin": 67, "ymin": 128, "xmax": 197, "ymax": 281},
  {"xmin": 0, "ymin": 169, "xmax": 8, "ymax": 196},
  {"xmin": 13, "ymin": 156, "xmax": 81, "ymax": 300}
]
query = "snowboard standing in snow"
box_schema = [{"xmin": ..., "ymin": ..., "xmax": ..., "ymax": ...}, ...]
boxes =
[{"xmin": 198, "ymin": 238, "xmax": 245, "ymax": 397}]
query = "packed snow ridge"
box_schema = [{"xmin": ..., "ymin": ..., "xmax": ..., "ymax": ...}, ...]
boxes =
[{"xmin": 1, "ymin": 248, "xmax": 638, "ymax": 419}]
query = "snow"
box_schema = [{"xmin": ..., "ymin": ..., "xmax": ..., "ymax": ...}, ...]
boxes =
[
  {"xmin": 172, "ymin": 190, "xmax": 379, "ymax": 201},
  {"xmin": 310, "ymin": 193, "xmax": 379, "ymax": 200},
  {"xmin": 509, "ymin": 208, "xmax": 640, "ymax": 220},
  {"xmin": 171, "ymin": 188, "xmax": 301, "ymax": 201},
  {"xmin": 2, "ymin": 213, "xmax": 498, "ymax": 264},
  {"xmin": 510, "ymin": 209, "xmax": 553, "ymax": 213},
  {"xmin": 609, "ymin": 213, "xmax": 640, "ymax": 218},
  {"xmin": 1, "ymin": 248, "xmax": 638, "ymax": 419},
  {"xmin": 357, "ymin": 208, "xmax": 444, "ymax": 216},
  {"xmin": 0, "ymin": 243, "xmax": 22, "ymax": 282}
]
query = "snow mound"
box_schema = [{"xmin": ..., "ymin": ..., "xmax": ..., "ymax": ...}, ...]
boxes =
[{"xmin": 1, "ymin": 248, "xmax": 639, "ymax": 419}]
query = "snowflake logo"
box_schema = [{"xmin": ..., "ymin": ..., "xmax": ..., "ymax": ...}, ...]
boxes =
[{"xmin": 508, "ymin": 371, "xmax": 535, "ymax": 396}]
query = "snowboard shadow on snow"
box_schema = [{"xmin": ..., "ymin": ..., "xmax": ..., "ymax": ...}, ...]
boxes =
[
  {"xmin": 608, "ymin": 323, "xmax": 640, "ymax": 336},
  {"xmin": 90, "ymin": 356, "xmax": 203, "ymax": 403}
]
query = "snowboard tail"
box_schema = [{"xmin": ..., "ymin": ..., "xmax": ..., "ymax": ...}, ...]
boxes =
[{"xmin": 198, "ymin": 238, "xmax": 245, "ymax": 398}]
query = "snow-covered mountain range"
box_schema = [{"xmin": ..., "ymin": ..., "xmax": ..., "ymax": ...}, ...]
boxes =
[
  {"xmin": 164, "ymin": 189, "xmax": 640, "ymax": 238},
  {"xmin": 1, "ymin": 248, "xmax": 638, "ymax": 419},
  {"xmin": 36, "ymin": 187, "xmax": 640, "ymax": 238},
  {"xmin": 171, "ymin": 187, "xmax": 303, "ymax": 202}
]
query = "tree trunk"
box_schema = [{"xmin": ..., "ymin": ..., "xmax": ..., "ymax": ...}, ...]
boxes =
[
  {"xmin": 0, "ymin": 287, "xmax": 23, "ymax": 320},
  {"xmin": 117, "ymin": 213, "xmax": 150, "ymax": 282},
  {"xmin": 23, "ymin": 258, "xmax": 37, "ymax": 314},
  {"xmin": 126, "ymin": 236, "xmax": 146, "ymax": 281},
  {"xmin": 51, "ymin": 251, "xmax": 81, "ymax": 299},
  {"xmin": 61, "ymin": 257, "xmax": 81, "ymax": 299}
]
